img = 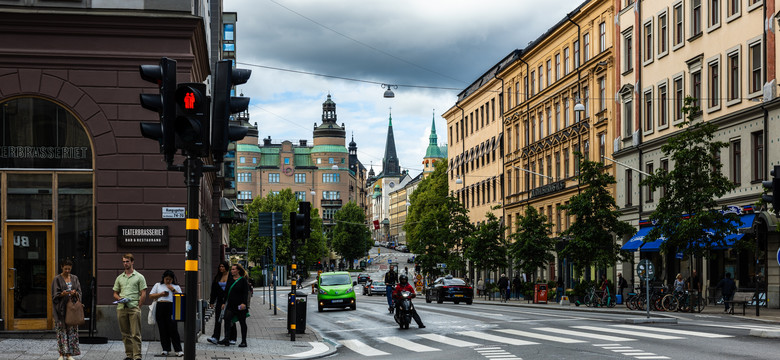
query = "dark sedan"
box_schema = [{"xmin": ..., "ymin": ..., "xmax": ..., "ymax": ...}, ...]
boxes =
[
  {"xmin": 425, "ymin": 275, "xmax": 473, "ymax": 305},
  {"xmin": 356, "ymin": 273, "xmax": 371, "ymax": 285}
]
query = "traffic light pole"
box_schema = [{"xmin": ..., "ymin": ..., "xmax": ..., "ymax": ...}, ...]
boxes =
[{"xmin": 183, "ymin": 156, "xmax": 203, "ymax": 360}]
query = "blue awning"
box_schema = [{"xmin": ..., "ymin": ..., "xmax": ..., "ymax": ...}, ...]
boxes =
[
  {"xmin": 621, "ymin": 226, "xmax": 652, "ymax": 252},
  {"xmin": 637, "ymin": 213, "xmax": 756, "ymax": 252},
  {"xmin": 640, "ymin": 236, "xmax": 665, "ymax": 252}
]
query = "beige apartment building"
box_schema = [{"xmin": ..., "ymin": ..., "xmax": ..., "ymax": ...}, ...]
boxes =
[
  {"xmin": 500, "ymin": 0, "xmax": 617, "ymax": 284},
  {"xmin": 614, "ymin": 0, "xmax": 780, "ymax": 306}
]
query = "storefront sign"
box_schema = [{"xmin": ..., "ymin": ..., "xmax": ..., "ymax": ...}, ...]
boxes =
[
  {"xmin": 531, "ymin": 180, "xmax": 566, "ymax": 198},
  {"xmin": 118, "ymin": 226, "xmax": 169, "ymax": 247}
]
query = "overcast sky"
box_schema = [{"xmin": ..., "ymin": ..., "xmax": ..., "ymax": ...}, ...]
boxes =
[{"xmin": 225, "ymin": 0, "xmax": 575, "ymax": 177}]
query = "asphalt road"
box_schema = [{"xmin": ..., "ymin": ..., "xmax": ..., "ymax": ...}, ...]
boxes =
[{"xmin": 300, "ymin": 247, "xmax": 780, "ymax": 360}]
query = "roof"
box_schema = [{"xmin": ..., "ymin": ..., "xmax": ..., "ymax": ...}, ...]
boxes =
[{"xmin": 311, "ymin": 144, "xmax": 348, "ymax": 153}]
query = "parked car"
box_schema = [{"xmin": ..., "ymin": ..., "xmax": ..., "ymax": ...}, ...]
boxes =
[
  {"xmin": 425, "ymin": 275, "xmax": 473, "ymax": 305},
  {"xmin": 374, "ymin": 240, "xmax": 380, "ymax": 246},
  {"xmin": 395, "ymin": 245, "xmax": 408, "ymax": 253},
  {"xmin": 316, "ymin": 271, "xmax": 357, "ymax": 312},
  {"xmin": 367, "ymin": 280, "xmax": 387, "ymax": 296},
  {"xmin": 357, "ymin": 273, "xmax": 371, "ymax": 285}
]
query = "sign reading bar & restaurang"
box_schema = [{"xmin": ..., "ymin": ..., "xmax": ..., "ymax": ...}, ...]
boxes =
[{"xmin": 118, "ymin": 226, "xmax": 169, "ymax": 247}]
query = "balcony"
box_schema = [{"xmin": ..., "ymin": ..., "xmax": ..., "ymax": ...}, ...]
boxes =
[{"xmin": 321, "ymin": 199, "xmax": 342, "ymax": 207}]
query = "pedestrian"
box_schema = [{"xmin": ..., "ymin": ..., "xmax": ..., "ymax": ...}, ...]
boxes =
[
  {"xmin": 688, "ymin": 269, "xmax": 701, "ymax": 293},
  {"xmin": 556, "ymin": 277, "xmax": 564, "ymax": 303},
  {"xmin": 477, "ymin": 278, "xmax": 484, "ymax": 297},
  {"xmin": 599, "ymin": 274, "xmax": 609, "ymax": 305},
  {"xmin": 716, "ymin": 272, "xmax": 736, "ymax": 313},
  {"xmin": 673, "ymin": 273, "xmax": 685, "ymax": 293},
  {"xmin": 52, "ymin": 259, "xmax": 82, "ymax": 360},
  {"xmin": 207, "ymin": 261, "xmax": 231, "ymax": 345},
  {"xmin": 112, "ymin": 253, "xmax": 147, "ymax": 360},
  {"xmin": 616, "ymin": 272, "xmax": 628, "ymax": 300},
  {"xmin": 497, "ymin": 274, "xmax": 509, "ymax": 303},
  {"xmin": 403, "ymin": 266, "xmax": 409, "ymax": 277},
  {"xmin": 220, "ymin": 264, "xmax": 249, "ymax": 347},
  {"xmin": 384, "ymin": 267, "xmax": 398, "ymax": 312},
  {"xmin": 149, "ymin": 270, "xmax": 183, "ymax": 357},
  {"xmin": 512, "ymin": 275, "xmax": 522, "ymax": 300}
]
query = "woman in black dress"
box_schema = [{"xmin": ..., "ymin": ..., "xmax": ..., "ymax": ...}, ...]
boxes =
[{"xmin": 219, "ymin": 263, "xmax": 249, "ymax": 347}]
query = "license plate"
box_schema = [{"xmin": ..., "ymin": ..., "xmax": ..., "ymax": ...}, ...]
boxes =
[
  {"xmin": 454, "ymin": 294, "xmax": 464, "ymax": 297},
  {"xmin": 331, "ymin": 299, "xmax": 343, "ymax": 303}
]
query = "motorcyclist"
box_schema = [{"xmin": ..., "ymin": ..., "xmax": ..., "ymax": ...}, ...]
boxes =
[
  {"xmin": 384, "ymin": 267, "xmax": 398, "ymax": 313},
  {"xmin": 392, "ymin": 274, "xmax": 425, "ymax": 328}
]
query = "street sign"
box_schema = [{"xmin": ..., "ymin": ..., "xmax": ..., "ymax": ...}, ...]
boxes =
[
  {"xmin": 636, "ymin": 259, "xmax": 655, "ymax": 280},
  {"xmin": 258, "ymin": 212, "xmax": 284, "ymax": 237},
  {"xmin": 162, "ymin": 207, "xmax": 185, "ymax": 219},
  {"xmin": 388, "ymin": 259, "xmax": 392, "ymax": 264},
  {"xmin": 436, "ymin": 263, "xmax": 447, "ymax": 269}
]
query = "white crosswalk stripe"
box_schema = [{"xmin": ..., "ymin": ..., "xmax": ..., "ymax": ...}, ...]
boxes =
[
  {"xmin": 417, "ymin": 333, "xmax": 480, "ymax": 347},
  {"xmin": 572, "ymin": 325, "xmax": 683, "ymax": 340},
  {"xmin": 379, "ymin": 336, "xmax": 441, "ymax": 352},
  {"xmin": 494, "ymin": 329, "xmax": 586, "ymax": 343},
  {"xmin": 612, "ymin": 324, "xmax": 733, "ymax": 338},
  {"xmin": 458, "ymin": 331, "xmax": 539, "ymax": 345},
  {"xmin": 535, "ymin": 327, "xmax": 636, "ymax": 342},
  {"xmin": 339, "ymin": 339, "xmax": 389, "ymax": 357}
]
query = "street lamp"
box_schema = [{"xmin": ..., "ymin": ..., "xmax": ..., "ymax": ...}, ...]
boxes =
[
  {"xmin": 455, "ymin": 175, "xmax": 463, "ymax": 184},
  {"xmin": 512, "ymin": 165, "xmax": 555, "ymax": 181},
  {"xmin": 382, "ymin": 84, "xmax": 398, "ymax": 98}
]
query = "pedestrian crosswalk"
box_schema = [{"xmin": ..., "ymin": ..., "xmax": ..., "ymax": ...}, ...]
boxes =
[{"xmin": 335, "ymin": 323, "xmax": 735, "ymax": 358}]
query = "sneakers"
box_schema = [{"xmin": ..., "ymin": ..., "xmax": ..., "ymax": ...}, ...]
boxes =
[
  {"xmin": 207, "ymin": 337, "xmax": 218, "ymax": 344},
  {"xmin": 161, "ymin": 351, "xmax": 169, "ymax": 356},
  {"xmin": 229, "ymin": 340, "xmax": 236, "ymax": 345},
  {"xmin": 176, "ymin": 351, "xmax": 184, "ymax": 357}
]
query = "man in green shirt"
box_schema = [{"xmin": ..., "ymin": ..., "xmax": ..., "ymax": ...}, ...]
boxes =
[{"xmin": 113, "ymin": 253, "xmax": 147, "ymax": 360}]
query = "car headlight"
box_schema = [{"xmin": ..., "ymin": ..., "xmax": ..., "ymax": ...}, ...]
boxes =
[
  {"xmin": 318, "ymin": 289, "xmax": 327, "ymax": 294},
  {"xmin": 346, "ymin": 287, "xmax": 354, "ymax": 293}
]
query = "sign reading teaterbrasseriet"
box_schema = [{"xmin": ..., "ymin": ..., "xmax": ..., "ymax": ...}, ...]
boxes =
[{"xmin": 118, "ymin": 226, "xmax": 169, "ymax": 247}]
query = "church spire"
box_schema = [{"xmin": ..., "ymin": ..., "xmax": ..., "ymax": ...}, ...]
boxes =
[
  {"xmin": 424, "ymin": 110, "xmax": 442, "ymax": 161},
  {"xmin": 382, "ymin": 109, "xmax": 401, "ymax": 177}
]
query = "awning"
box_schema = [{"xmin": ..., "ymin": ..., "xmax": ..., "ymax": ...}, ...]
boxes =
[
  {"xmin": 621, "ymin": 226, "xmax": 652, "ymax": 252},
  {"xmin": 640, "ymin": 236, "xmax": 665, "ymax": 252},
  {"xmin": 635, "ymin": 213, "xmax": 756, "ymax": 252}
]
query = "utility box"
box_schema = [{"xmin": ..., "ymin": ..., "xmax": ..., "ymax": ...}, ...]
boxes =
[
  {"xmin": 534, "ymin": 283, "xmax": 548, "ymax": 304},
  {"xmin": 287, "ymin": 291, "xmax": 307, "ymax": 334}
]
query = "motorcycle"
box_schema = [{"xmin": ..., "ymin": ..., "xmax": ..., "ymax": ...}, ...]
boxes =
[{"xmin": 393, "ymin": 291, "xmax": 414, "ymax": 329}]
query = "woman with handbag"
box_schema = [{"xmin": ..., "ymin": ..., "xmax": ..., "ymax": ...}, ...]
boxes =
[
  {"xmin": 51, "ymin": 259, "xmax": 82, "ymax": 360},
  {"xmin": 206, "ymin": 261, "xmax": 233, "ymax": 345},
  {"xmin": 218, "ymin": 263, "xmax": 249, "ymax": 347},
  {"xmin": 149, "ymin": 270, "xmax": 184, "ymax": 357}
]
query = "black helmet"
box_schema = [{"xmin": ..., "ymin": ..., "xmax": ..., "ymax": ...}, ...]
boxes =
[{"xmin": 399, "ymin": 274, "xmax": 408, "ymax": 284}]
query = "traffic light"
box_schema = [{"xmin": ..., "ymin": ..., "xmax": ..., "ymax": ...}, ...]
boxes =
[
  {"xmin": 762, "ymin": 165, "xmax": 780, "ymax": 214},
  {"xmin": 139, "ymin": 57, "xmax": 177, "ymax": 164},
  {"xmin": 174, "ymin": 83, "xmax": 210, "ymax": 157},
  {"xmin": 212, "ymin": 60, "xmax": 251, "ymax": 163},
  {"xmin": 290, "ymin": 202, "xmax": 311, "ymax": 245}
]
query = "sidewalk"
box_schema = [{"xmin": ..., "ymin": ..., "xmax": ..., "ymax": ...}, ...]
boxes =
[
  {"xmin": 471, "ymin": 293, "xmax": 780, "ymax": 324},
  {"xmin": 0, "ymin": 287, "xmax": 336, "ymax": 360}
]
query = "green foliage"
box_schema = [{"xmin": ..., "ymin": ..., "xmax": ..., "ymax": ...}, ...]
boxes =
[
  {"xmin": 331, "ymin": 201, "xmax": 372, "ymax": 267},
  {"xmin": 508, "ymin": 206, "xmax": 555, "ymax": 282},
  {"xmin": 640, "ymin": 96, "xmax": 738, "ymax": 257},
  {"xmin": 465, "ymin": 212, "xmax": 507, "ymax": 275},
  {"xmin": 559, "ymin": 158, "xmax": 634, "ymax": 276}
]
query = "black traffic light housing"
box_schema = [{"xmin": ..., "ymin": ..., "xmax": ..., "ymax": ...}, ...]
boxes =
[
  {"xmin": 762, "ymin": 165, "xmax": 780, "ymax": 214},
  {"xmin": 212, "ymin": 60, "xmax": 251, "ymax": 163},
  {"xmin": 139, "ymin": 57, "xmax": 177, "ymax": 165},
  {"xmin": 290, "ymin": 202, "xmax": 311, "ymax": 245},
  {"xmin": 173, "ymin": 83, "xmax": 210, "ymax": 157}
]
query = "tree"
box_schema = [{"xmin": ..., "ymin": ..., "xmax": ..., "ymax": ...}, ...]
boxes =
[
  {"xmin": 641, "ymin": 96, "xmax": 738, "ymax": 257},
  {"xmin": 559, "ymin": 158, "xmax": 634, "ymax": 276},
  {"xmin": 464, "ymin": 212, "xmax": 507, "ymax": 277},
  {"xmin": 331, "ymin": 201, "xmax": 372, "ymax": 268},
  {"xmin": 509, "ymin": 205, "xmax": 555, "ymax": 282}
]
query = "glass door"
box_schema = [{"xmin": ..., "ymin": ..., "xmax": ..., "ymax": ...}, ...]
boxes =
[{"xmin": 5, "ymin": 224, "xmax": 53, "ymax": 330}]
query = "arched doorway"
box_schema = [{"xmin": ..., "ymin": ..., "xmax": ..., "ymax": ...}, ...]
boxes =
[{"xmin": 1, "ymin": 97, "xmax": 94, "ymax": 330}]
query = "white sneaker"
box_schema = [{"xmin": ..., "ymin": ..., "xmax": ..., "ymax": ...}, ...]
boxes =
[
  {"xmin": 176, "ymin": 351, "xmax": 184, "ymax": 357},
  {"xmin": 229, "ymin": 340, "xmax": 236, "ymax": 345},
  {"xmin": 161, "ymin": 350, "xmax": 169, "ymax": 356},
  {"xmin": 206, "ymin": 337, "xmax": 218, "ymax": 344}
]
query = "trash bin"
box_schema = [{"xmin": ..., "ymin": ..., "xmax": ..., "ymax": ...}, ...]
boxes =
[
  {"xmin": 534, "ymin": 283, "xmax": 548, "ymax": 304},
  {"xmin": 287, "ymin": 291, "xmax": 307, "ymax": 334}
]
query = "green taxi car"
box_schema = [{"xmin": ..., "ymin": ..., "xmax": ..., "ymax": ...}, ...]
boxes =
[{"xmin": 316, "ymin": 271, "xmax": 357, "ymax": 312}]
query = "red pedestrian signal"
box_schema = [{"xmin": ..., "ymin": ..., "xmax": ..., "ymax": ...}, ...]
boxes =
[{"xmin": 184, "ymin": 92, "xmax": 195, "ymax": 110}]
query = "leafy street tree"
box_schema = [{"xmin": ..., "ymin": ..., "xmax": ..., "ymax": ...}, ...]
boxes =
[
  {"xmin": 446, "ymin": 196, "xmax": 473, "ymax": 274},
  {"xmin": 509, "ymin": 205, "xmax": 555, "ymax": 282},
  {"xmin": 229, "ymin": 189, "xmax": 328, "ymax": 268},
  {"xmin": 559, "ymin": 158, "xmax": 634, "ymax": 276},
  {"xmin": 641, "ymin": 97, "xmax": 738, "ymax": 257},
  {"xmin": 331, "ymin": 201, "xmax": 372, "ymax": 268},
  {"xmin": 464, "ymin": 212, "xmax": 507, "ymax": 278}
]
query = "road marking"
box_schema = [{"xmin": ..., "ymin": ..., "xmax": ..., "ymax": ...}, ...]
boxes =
[
  {"xmin": 417, "ymin": 333, "xmax": 479, "ymax": 347},
  {"xmin": 602, "ymin": 346, "xmax": 633, "ymax": 349},
  {"xmin": 288, "ymin": 341, "xmax": 329, "ymax": 358},
  {"xmin": 494, "ymin": 329, "xmax": 586, "ymax": 343},
  {"xmin": 535, "ymin": 327, "xmax": 635, "ymax": 342},
  {"xmin": 634, "ymin": 356, "xmax": 670, "ymax": 359},
  {"xmin": 379, "ymin": 336, "xmax": 440, "ymax": 352},
  {"xmin": 458, "ymin": 331, "xmax": 539, "ymax": 346},
  {"xmin": 572, "ymin": 326, "xmax": 683, "ymax": 340},
  {"xmin": 339, "ymin": 339, "xmax": 389, "ymax": 356},
  {"xmin": 612, "ymin": 324, "xmax": 733, "ymax": 338}
]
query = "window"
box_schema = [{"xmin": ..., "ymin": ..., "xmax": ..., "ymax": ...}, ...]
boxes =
[
  {"xmin": 515, "ymin": 124, "xmax": 520, "ymax": 151},
  {"xmin": 238, "ymin": 172, "xmax": 252, "ymax": 182},
  {"xmin": 295, "ymin": 191, "xmax": 306, "ymax": 201},
  {"xmin": 555, "ymin": 102, "xmax": 561, "ymax": 131},
  {"xmin": 598, "ymin": 77, "xmax": 606, "ymax": 112},
  {"xmin": 646, "ymin": 163, "xmax": 654, "ymax": 202},
  {"xmin": 728, "ymin": 50, "xmax": 740, "ymax": 102},
  {"xmin": 709, "ymin": 0, "xmax": 720, "ymax": 28},
  {"xmin": 624, "ymin": 31, "xmax": 633, "ymax": 71},
  {"xmin": 644, "ymin": 90, "xmax": 653, "ymax": 132},
  {"xmin": 728, "ymin": 0, "xmax": 740, "ymax": 18},
  {"xmin": 253, "ymin": 157, "xmax": 257, "ymax": 164},
  {"xmin": 583, "ymin": 85, "xmax": 590, "ymax": 119},
  {"xmin": 530, "ymin": 70, "xmax": 536, "ymax": 96},
  {"xmin": 538, "ymin": 65, "xmax": 543, "ymax": 92},
  {"xmin": 749, "ymin": 42, "xmax": 763, "ymax": 94},
  {"xmin": 753, "ymin": 131, "xmax": 764, "ymax": 181},
  {"xmin": 317, "ymin": 158, "xmax": 322, "ymax": 164},
  {"xmin": 691, "ymin": 0, "xmax": 702, "ymax": 36},
  {"xmin": 555, "ymin": 152, "xmax": 561, "ymax": 180},
  {"xmin": 328, "ymin": 157, "xmax": 334, "ymax": 164},
  {"xmin": 239, "ymin": 156, "xmax": 246, "ymax": 164},
  {"xmin": 514, "ymin": 83, "xmax": 519, "ymax": 107},
  {"xmin": 583, "ymin": 33, "xmax": 591, "ymax": 62},
  {"xmin": 538, "ymin": 111, "xmax": 543, "ymax": 139},
  {"xmin": 691, "ymin": 70, "xmax": 702, "ymax": 109},
  {"xmin": 599, "ymin": 22, "xmax": 606, "ymax": 52},
  {"xmin": 555, "ymin": 54, "xmax": 561, "ymax": 81},
  {"xmin": 574, "ymin": 144, "xmax": 581, "ymax": 175},
  {"xmin": 644, "ymin": 21, "xmax": 653, "ymax": 62},
  {"xmin": 564, "ymin": 148, "xmax": 570, "ymax": 178},
  {"xmin": 507, "ymin": 128, "xmax": 512, "ymax": 154},
  {"xmin": 531, "ymin": 116, "xmax": 536, "ymax": 142},
  {"xmin": 294, "ymin": 173, "xmax": 306, "ymax": 183},
  {"xmin": 661, "ymin": 159, "xmax": 669, "ymax": 197},
  {"xmin": 731, "ymin": 139, "xmax": 741, "ymax": 185},
  {"xmin": 625, "ymin": 169, "xmax": 633, "ymax": 206},
  {"xmin": 599, "ymin": 133, "xmax": 606, "ymax": 163},
  {"xmin": 546, "ymin": 108, "xmax": 552, "ymax": 137},
  {"xmin": 564, "ymin": 97, "xmax": 570, "ymax": 126},
  {"xmin": 507, "ymin": 87, "xmax": 512, "ymax": 109},
  {"xmin": 323, "ymin": 191, "xmax": 340, "ymax": 200},
  {"xmin": 531, "ymin": 161, "xmax": 536, "ymax": 188},
  {"xmin": 524, "ymin": 120, "xmax": 529, "ymax": 146},
  {"xmin": 556, "ymin": 205, "xmax": 562, "ymax": 233},
  {"xmin": 323, "ymin": 173, "xmax": 340, "ymax": 183},
  {"xmin": 658, "ymin": 12, "xmax": 668, "ymax": 55},
  {"xmin": 564, "ymin": 47, "xmax": 570, "ymax": 75},
  {"xmin": 574, "ymin": 40, "xmax": 581, "ymax": 68},
  {"xmin": 546, "ymin": 155, "xmax": 552, "ymax": 184},
  {"xmin": 237, "ymin": 191, "xmax": 252, "ymax": 200},
  {"xmin": 524, "ymin": 76, "xmax": 529, "ymax": 101},
  {"xmin": 547, "ymin": 59, "xmax": 552, "ymax": 86},
  {"xmin": 268, "ymin": 173, "xmax": 280, "ymax": 183},
  {"xmin": 659, "ymin": 83, "xmax": 668, "ymax": 127},
  {"xmin": 284, "ymin": 157, "xmax": 290, "ymax": 165},
  {"xmin": 674, "ymin": 76, "xmax": 684, "ymax": 121},
  {"xmin": 709, "ymin": 60, "xmax": 720, "ymax": 109},
  {"xmin": 623, "ymin": 98, "xmax": 634, "ymax": 137},
  {"xmin": 673, "ymin": 3, "xmax": 684, "ymax": 47}
]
